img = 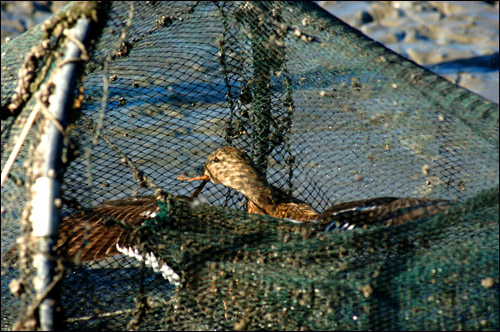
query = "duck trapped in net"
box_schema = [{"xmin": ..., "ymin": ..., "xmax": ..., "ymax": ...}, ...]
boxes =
[{"xmin": 1, "ymin": 1, "xmax": 498, "ymax": 331}]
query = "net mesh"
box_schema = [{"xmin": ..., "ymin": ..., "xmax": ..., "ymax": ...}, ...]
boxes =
[{"xmin": 1, "ymin": 1, "xmax": 498, "ymax": 330}]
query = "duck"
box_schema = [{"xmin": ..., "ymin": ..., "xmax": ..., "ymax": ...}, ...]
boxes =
[
  {"xmin": 5, "ymin": 146, "xmax": 450, "ymax": 270},
  {"xmin": 177, "ymin": 146, "xmax": 453, "ymax": 230}
]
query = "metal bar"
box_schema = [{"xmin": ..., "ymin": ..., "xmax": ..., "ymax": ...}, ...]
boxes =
[{"xmin": 30, "ymin": 17, "xmax": 92, "ymax": 331}]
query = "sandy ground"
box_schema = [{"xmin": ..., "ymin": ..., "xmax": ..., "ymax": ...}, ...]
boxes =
[
  {"xmin": 2, "ymin": 1, "xmax": 499, "ymax": 103},
  {"xmin": 318, "ymin": 1, "xmax": 499, "ymax": 103}
]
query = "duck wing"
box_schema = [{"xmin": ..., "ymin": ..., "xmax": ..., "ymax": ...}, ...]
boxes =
[
  {"xmin": 56, "ymin": 196, "xmax": 161, "ymax": 262},
  {"xmin": 319, "ymin": 197, "xmax": 452, "ymax": 231}
]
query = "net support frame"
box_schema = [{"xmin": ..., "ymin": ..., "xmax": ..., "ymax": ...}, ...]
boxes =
[{"xmin": 30, "ymin": 16, "xmax": 92, "ymax": 331}]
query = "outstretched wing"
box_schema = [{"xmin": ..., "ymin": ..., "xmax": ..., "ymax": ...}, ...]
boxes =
[{"xmin": 57, "ymin": 196, "xmax": 161, "ymax": 262}]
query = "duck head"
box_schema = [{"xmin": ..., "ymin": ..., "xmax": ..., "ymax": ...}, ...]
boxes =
[{"xmin": 177, "ymin": 146, "xmax": 275, "ymax": 210}]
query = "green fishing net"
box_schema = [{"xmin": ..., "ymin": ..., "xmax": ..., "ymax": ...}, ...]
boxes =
[{"xmin": 1, "ymin": 1, "xmax": 498, "ymax": 330}]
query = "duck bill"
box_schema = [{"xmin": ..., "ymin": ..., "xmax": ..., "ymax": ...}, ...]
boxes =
[
  {"xmin": 176, "ymin": 164, "xmax": 209, "ymax": 198},
  {"xmin": 177, "ymin": 174, "xmax": 209, "ymax": 181},
  {"xmin": 176, "ymin": 164, "xmax": 209, "ymax": 182}
]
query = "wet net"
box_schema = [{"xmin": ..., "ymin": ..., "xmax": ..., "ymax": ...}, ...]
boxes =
[{"xmin": 1, "ymin": 1, "xmax": 498, "ymax": 331}]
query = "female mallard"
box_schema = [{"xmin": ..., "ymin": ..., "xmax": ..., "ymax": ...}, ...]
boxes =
[
  {"xmin": 178, "ymin": 146, "xmax": 452, "ymax": 230},
  {"xmin": 6, "ymin": 147, "xmax": 450, "ymax": 269}
]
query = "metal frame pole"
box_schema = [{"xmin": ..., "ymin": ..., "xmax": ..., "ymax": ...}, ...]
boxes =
[{"xmin": 30, "ymin": 17, "xmax": 91, "ymax": 330}]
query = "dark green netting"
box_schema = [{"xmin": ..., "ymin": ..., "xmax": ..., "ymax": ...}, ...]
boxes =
[
  {"xmin": 140, "ymin": 187, "xmax": 498, "ymax": 330},
  {"xmin": 1, "ymin": 1, "xmax": 498, "ymax": 330}
]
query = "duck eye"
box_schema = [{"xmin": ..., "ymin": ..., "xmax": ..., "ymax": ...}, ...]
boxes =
[{"xmin": 212, "ymin": 157, "xmax": 220, "ymax": 163}]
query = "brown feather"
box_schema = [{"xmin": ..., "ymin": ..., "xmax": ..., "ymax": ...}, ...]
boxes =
[{"xmin": 56, "ymin": 196, "xmax": 160, "ymax": 262}]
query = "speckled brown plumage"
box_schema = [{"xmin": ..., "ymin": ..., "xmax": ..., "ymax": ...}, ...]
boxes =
[
  {"xmin": 178, "ymin": 146, "xmax": 320, "ymax": 221},
  {"xmin": 179, "ymin": 146, "xmax": 453, "ymax": 229}
]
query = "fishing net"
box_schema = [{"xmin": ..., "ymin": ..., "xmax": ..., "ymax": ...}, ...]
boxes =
[{"xmin": 1, "ymin": 1, "xmax": 498, "ymax": 330}]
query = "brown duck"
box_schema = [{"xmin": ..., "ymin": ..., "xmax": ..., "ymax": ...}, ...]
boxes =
[
  {"xmin": 5, "ymin": 146, "xmax": 451, "ymax": 270},
  {"xmin": 178, "ymin": 146, "xmax": 453, "ymax": 230}
]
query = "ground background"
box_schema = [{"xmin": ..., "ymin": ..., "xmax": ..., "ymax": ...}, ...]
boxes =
[{"xmin": 2, "ymin": 1, "xmax": 498, "ymax": 103}]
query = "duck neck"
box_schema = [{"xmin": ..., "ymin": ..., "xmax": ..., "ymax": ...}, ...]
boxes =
[{"xmin": 239, "ymin": 181, "xmax": 276, "ymax": 215}]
